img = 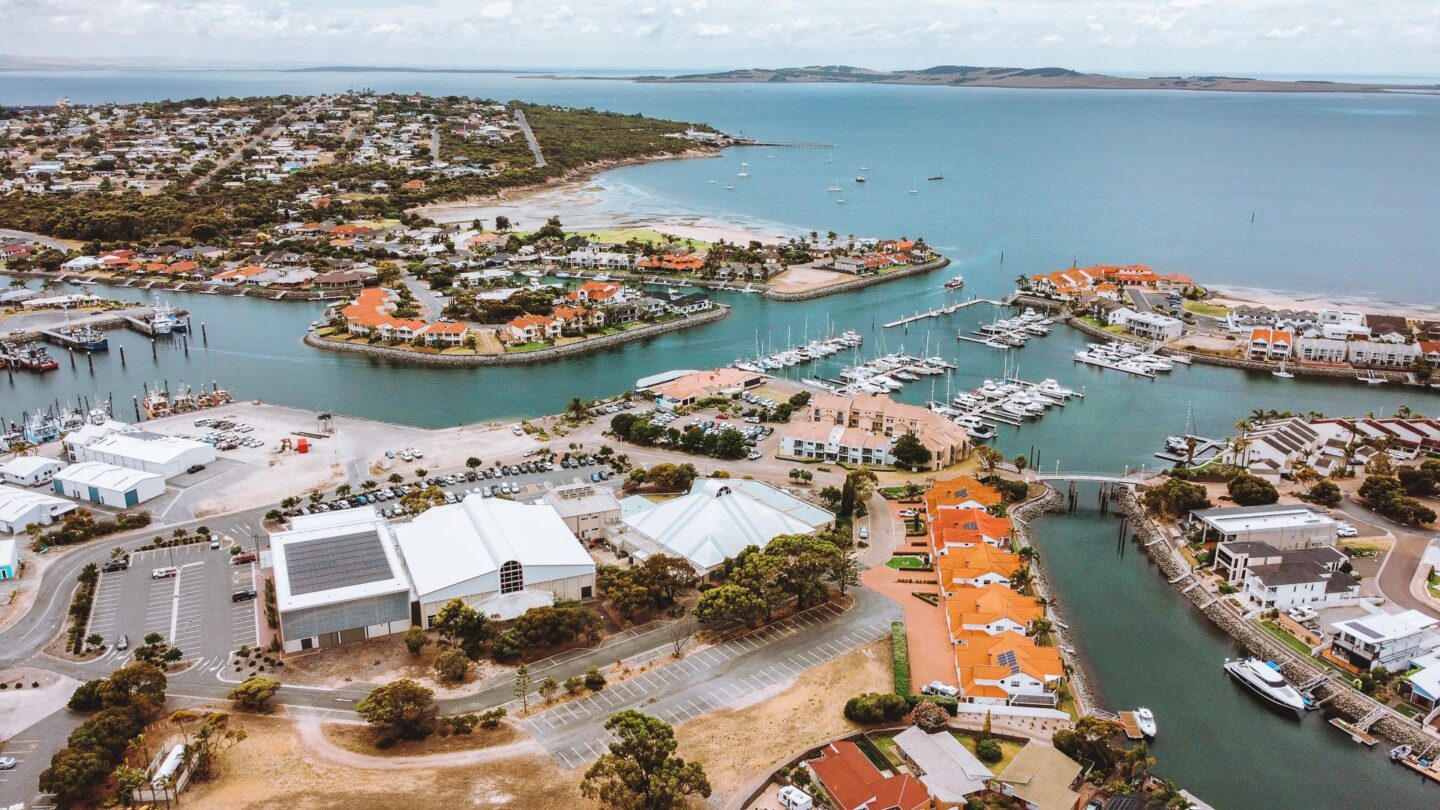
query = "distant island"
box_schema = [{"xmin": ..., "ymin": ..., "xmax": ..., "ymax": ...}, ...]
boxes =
[{"xmin": 562, "ymin": 64, "xmax": 1439, "ymax": 94}]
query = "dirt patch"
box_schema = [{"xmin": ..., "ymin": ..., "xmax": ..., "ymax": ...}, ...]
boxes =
[
  {"xmin": 277, "ymin": 635, "xmax": 508, "ymax": 698},
  {"xmin": 183, "ymin": 713, "xmax": 592, "ymax": 810},
  {"xmin": 673, "ymin": 639, "xmax": 890, "ymax": 800},
  {"xmin": 321, "ymin": 720, "xmax": 521, "ymax": 756}
]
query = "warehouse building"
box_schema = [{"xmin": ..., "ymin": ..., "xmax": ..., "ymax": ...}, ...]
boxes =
[
  {"xmin": 0, "ymin": 484, "xmax": 78, "ymax": 534},
  {"xmin": 72, "ymin": 431, "xmax": 215, "ymax": 479},
  {"xmin": 52, "ymin": 462, "xmax": 165, "ymax": 508},
  {"xmin": 0, "ymin": 457, "xmax": 66, "ymax": 487},
  {"xmin": 271, "ymin": 507, "xmax": 414, "ymax": 653},
  {"xmin": 395, "ymin": 496, "xmax": 596, "ymax": 625}
]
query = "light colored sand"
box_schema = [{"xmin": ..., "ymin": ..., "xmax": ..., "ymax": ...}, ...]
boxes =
[
  {"xmin": 1208, "ymin": 286, "xmax": 1440, "ymax": 320},
  {"xmin": 766, "ymin": 264, "xmax": 849, "ymax": 294},
  {"xmin": 415, "ymin": 180, "xmax": 786, "ymax": 246}
]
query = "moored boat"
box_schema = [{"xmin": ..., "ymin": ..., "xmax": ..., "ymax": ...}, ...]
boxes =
[
  {"xmin": 1135, "ymin": 707, "xmax": 1157, "ymax": 737},
  {"xmin": 1224, "ymin": 657, "xmax": 1306, "ymax": 712}
]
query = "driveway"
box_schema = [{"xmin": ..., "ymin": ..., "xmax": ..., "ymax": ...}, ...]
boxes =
[{"xmin": 1339, "ymin": 499, "xmax": 1440, "ymax": 619}]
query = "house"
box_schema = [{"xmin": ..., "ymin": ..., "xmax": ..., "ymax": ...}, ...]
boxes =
[
  {"xmin": 944, "ymin": 584, "xmax": 1044, "ymax": 637},
  {"xmin": 0, "ymin": 456, "xmax": 66, "ymax": 487},
  {"xmin": 930, "ymin": 509, "xmax": 1013, "ymax": 554},
  {"xmin": 937, "ymin": 546, "xmax": 1022, "ymax": 591},
  {"xmin": 1294, "ymin": 337, "xmax": 1349, "ymax": 365},
  {"xmin": 990, "ymin": 743, "xmax": 1082, "ymax": 810},
  {"xmin": 805, "ymin": 740, "xmax": 932, "ymax": 810},
  {"xmin": 615, "ymin": 479, "xmax": 833, "ymax": 575},
  {"xmin": 661, "ymin": 291, "xmax": 713, "ymax": 315},
  {"xmin": 1214, "ymin": 542, "xmax": 1358, "ymax": 610},
  {"xmin": 72, "ymin": 432, "xmax": 216, "ymax": 479},
  {"xmin": 422, "ymin": 320, "xmax": 469, "ymax": 346},
  {"xmin": 270, "ymin": 507, "xmax": 414, "ymax": 653},
  {"xmin": 52, "ymin": 462, "xmax": 165, "ymax": 508},
  {"xmin": 1117, "ymin": 310, "xmax": 1184, "ymax": 342},
  {"xmin": 1364, "ymin": 313, "xmax": 1412, "ymax": 343},
  {"xmin": 953, "ymin": 630, "xmax": 1064, "ymax": 707},
  {"xmin": 1348, "ymin": 339, "xmax": 1418, "ymax": 369},
  {"xmin": 0, "ymin": 484, "xmax": 78, "ymax": 534},
  {"xmin": 802, "ymin": 393, "xmax": 969, "ymax": 470},
  {"xmin": 1248, "ymin": 328, "xmax": 1293, "ymax": 360},
  {"xmin": 891, "ymin": 727, "xmax": 992, "ymax": 807},
  {"xmin": 394, "ymin": 496, "xmax": 596, "ymax": 625},
  {"xmin": 506, "ymin": 313, "xmax": 560, "ymax": 343},
  {"xmin": 1189, "ymin": 504, "xmax": 1337, "ymax": 551},
  {"xmin": 1328, "ymin": 609, "xmax": 1440, "ymax": 672},
  {"xmin": 925, "ymin": 476, "xmax": 1002, "ymax": 514},
  {"xmin": 567, "ymin": 281, "xmax": 625, "ymax": 304},
  {"xmin": 541, "ymin": 483, "xmax": 622, "ymax": 541},
  {"xmin": 1421, "ymin": 342, "xmax": 1440, "ymax": 366},
  {"xmin": 779, "ymin": 422, "xmax": 895, "ymax": 467}
]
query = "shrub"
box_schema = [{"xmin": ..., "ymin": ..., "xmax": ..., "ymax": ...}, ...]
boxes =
[
  {"xmin": 976, "ymin": 738, "xmax": 1003, "ymax": 764},
  {"xmin": 563, "ymin": 676, "xmax": 585, "ymax": 695},
  {"xmin": 911, "ymin": 699, "xmax": 950, "ymax": 731},
  {"xmin": 478, "ymin": 707, "xmax": 507, "ymax": 729},
  {"xmin": 583, "ymin": 666, "xmax": 607, "ymax": 691},
  {"xmin": 890, "ymin": 622, "xmax": 911, "ymax": 695},
  {"xmin": 843, "ymin": 691, "xmax": 909, "ymax": 724},
  {"xmin": 433, "ymin": 648, "xmax": 471, "ymax": 683}
]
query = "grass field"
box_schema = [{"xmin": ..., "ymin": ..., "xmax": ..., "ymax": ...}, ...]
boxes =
[
  {"xmin": 1183, "ymin": 299, "xmax": 1230, "ymax": 317},
  {"xmin": 954, "ymin": 732, "xmax": 1024, "ymax": 773},
  {"xmin": 886, "ymin": 555, "xmax": 927, "ymax": 570}
]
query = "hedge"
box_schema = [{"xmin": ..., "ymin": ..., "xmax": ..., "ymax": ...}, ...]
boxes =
[{"xmin": 891, "ymin": 621, "xmax": 912, "ymax": 695}]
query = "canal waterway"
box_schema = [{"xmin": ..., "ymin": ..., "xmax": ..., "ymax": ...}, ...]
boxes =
[{"xmin": 2, "ymin": 71, "xmax": 1438, "ymax": 808}]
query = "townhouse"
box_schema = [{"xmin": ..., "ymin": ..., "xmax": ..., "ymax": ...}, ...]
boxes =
[{"xmin": 798, "ymin": 393, "xmax": 969, "ymax": 470}]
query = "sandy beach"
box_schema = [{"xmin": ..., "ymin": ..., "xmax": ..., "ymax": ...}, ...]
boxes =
[
  {"xmin": 414, "ymin": 178, "xmax": 793, "ymax": 246},
  {"xmin": 1208, "ymin": 285, "xmax": 1440, "ymax": 321}
]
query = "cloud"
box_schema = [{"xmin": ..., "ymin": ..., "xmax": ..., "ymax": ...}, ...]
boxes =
[
  {"xmin": 478, "ymin": 1, "xmax": 512, "ymax": 20},
  {"xmin": 692, "ymin": 23, "xmax": 732, "ymax": 38}
]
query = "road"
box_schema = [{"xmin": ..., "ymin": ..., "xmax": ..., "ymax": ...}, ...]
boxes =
[
  {"xmin": 0, "ymin": 230, "xmax": 72, "ymax": 254},
  {"xmin": 1341, "ymin": 499, "xmax": 1440, "ymax": 618},
  {"xmin": 514, "ymin": 110, "xmax": 546, "ymax": 169}
]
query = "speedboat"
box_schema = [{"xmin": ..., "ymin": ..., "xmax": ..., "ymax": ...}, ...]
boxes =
[
  {"xmin": 1391, "ymin": 744, "xmax": 1413, "ymax": 762},
  {"xmin": 1135, "ymin": 707, "xmax": 1157, "ymax": 738},
  {"xmin": 1224, "ymin": 658, "xmax": 1306, "ymax": 712},
  {"xmin": 967, "ymin": 424, "xmax": 997, "ymax": 440}
]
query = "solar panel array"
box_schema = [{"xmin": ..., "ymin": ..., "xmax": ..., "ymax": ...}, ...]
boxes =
[
  {"xmin": 997, "ymin": 649, "xmax": 1020, "ymax": 674},
  {"xmin": 285, "ymin": 530, "xmax": 395, "ymax": 596},
  {"xmin": 1351, "ymin": 622, "xmax": 1384, "ymax": 640}
]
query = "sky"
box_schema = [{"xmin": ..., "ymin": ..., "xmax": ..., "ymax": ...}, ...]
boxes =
[{"xmin": 1, "ymin": 0, "xmax": 1436, "ymax": 77}]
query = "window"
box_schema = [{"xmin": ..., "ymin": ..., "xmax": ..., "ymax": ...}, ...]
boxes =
[
  {"xmin": 581, "ymin": 585, "xmax": 593, "ymax": 599},
  {"xmin": 499, "ymin": 560, "xmax": 524, "ymax": 594}
]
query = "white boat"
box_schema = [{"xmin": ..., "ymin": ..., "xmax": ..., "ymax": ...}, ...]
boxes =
[
  {"xmin": 1224, "ymin": 658, "xmax": 1306, "ymax": 712},
  {"xmin": 1391, "ymin": 744, "xmax": 1413, "ymax": 761},
  {"xmin": 594, "ymin": 273, "xmax": 613, "ymax": 282},
  {"xmin": 1272, "ymin": 359, "xmax": 1294, "ymax": 379},
  {"xmin": 944, "ymin": 275, "xmax": 965, "ymax": 290},
  {"xmin": 967, "ymin": 424, "xmax": 997, "ymax": 440},
  {"xmin": 737, "ymin": 171, "xmax": 750, "ymax": 178},
  {"xmin": 827, "ymin": 183, "xmax": 841, "ymax": 193},
  {"xmin": 521, "ymin": 269, "xmax": 544, "ymax": 279},
  {"xmin": 855, "ymin": 175, "xmax": 866, "ymax": 183},
  {"xmin": 1135, "ymin": 707, "xmax": 1157, "ymax": 738}
]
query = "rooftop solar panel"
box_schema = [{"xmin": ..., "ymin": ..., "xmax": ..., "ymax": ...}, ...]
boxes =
[{"xmin": 285, "ymin": 529, "xmax": 394, "ymax": 596}]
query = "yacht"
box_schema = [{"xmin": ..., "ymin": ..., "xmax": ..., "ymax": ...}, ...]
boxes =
[
  {"xmin": 1135, "ymin": 707, "xmax": 1157, "ymax": 738},
  {"xmin": 827, "ymin": 182, "xmax": 842, "ymax": 193},
  {"xmin": 1224, "ymin": 658, "xmax": 1306, "ymax": 712},
  {"xmin": 967, "ymin": 423, "xmax": 997, "ymax": 440},
  {"xmin": 521, "ymin": 269, "xmax": 544, "ymax": 279},
  {"xmin": 944, "ymin": 275, "xmax": 965, "ymax": 290},
  {"xmin": 593, "ymin": 273, "xmax": 614, "ymax": 282},
  {"xmin": 854, "ymin": 175, "xmax": 866, "ymax": 183}
]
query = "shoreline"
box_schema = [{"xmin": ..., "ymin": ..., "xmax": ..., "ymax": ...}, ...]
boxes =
[{"xmin": 1207, "ymin": 285, "xmax": 1440, "ymax": 321}]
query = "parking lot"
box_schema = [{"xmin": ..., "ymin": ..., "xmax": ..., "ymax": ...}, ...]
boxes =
[
  {"xmin": 519, "ymin": 600, "xmax": 896, "ymax": 768},
  {"xmin": 86, "ymin": 540, "xmax": 259, "ymax": 670}
]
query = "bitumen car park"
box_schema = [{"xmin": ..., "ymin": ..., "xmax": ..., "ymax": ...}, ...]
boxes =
[{"xmin": 86, "ymin": 540, "xmax": 259, "ymax": 672}]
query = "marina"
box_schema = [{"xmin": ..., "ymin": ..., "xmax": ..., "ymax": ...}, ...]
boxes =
[
  {"xmin": 956, "ymin": 307, "xmax": 1058, "ymax": 348},
  {"xmin": 1072, "ymin": 341, "xmax": 1182, "ymax": 378}
]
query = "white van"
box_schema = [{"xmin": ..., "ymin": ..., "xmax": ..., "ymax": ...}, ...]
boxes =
[{"xmin": 778, "ymin": 786, "xmax": 814, "ymax": 810}]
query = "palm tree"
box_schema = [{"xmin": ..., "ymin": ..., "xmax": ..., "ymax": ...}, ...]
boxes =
[
  {"xmin": 387, "ymin": 472, "xmax": 403, "ymax": 485},
  {"xmin": 1009, "ymin": 567, "xmax": 1033, "ymax": 591},
  {"xmin": 1017, "ymin": 546, "xmax": 1038, "ymax": 564},
  {"xmin": 360, "ymin": 479, "xmax": 378, "ymax": 492}
]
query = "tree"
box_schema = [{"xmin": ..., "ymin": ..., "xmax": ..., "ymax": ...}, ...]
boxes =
[
  {"xmin": 765, "ymin": 533, "xmax": 843, "ymax": 609},
  {"xmin": 1227, "ymin": 473, "xmax": 1278, "ymax": 506},
  {"xmin": 911, "ymin": 699, "xmax": 950, "ymax": 731},
  {"xmin": 1012, "ymin": 454, "xmax": 1029, "ymax": 472},
  {"xmin": 976, "ymin": 738, "xmax": 1003, "ymax": 764},
  {"xmin": 227, "ymin": 675, "xmax": 280, "ymax": 711},
  {"xmin": 641, "ymin": 554, "xmax": 699, "ymax": 602},
  {"xmin": 1300, "ymin": 479, "xmax": 1342, "ymax": 508},
  {"xmin": 432, "ymin": 598, "xmax": 494, "ymax": 658},
  {"xmin": 494, "ymin": 214, "xmax": 512, "ymax": 231},
  {"xmin": 1141, "ymin": 476, "xmax": 1212, "ymax": 519},
  {"xmin": 693, "ymin": 582, "xmax": 768, "ymax": 626},
  {"xmin": 466, "ymin": 456, "xmax": 483, "ymax": 471},
  {"xmin": 169, "ymin": 710, "xmax": 245, "ymax": 779},
  {"xmin": 404, "ymin": 626, "xmax": 431, "ymax": 656},
  {"xmin": 585, "ymin": 666, "xmax": 608, "ymax": 691},
  {"xmin": 1052, "ymin": 715, "xmax": 1124, "ymax": 772},
  {"xmin": 99, "ymin": 662, "xmax": 168, "ymax": 717},
  {"xmin": 538, "ymin": 676, "xmax": 560, "ymax": 703},
  {"xmin": 335, "ymin": 483, "xmax": 352, "ymax": 499},
  {"xmin": 839, "ymin": 468, "xmax": 878, "ymax": 519},
  {"xmin": 514, "ymin": 664, "xmax": 532, "ymax": 712},
  {"xmin": 388, "ymin": 472, "xmax": 404, "ymax": 485},
  {"xmin": 355, "ymin": 679, "xmax": 436, "ymax": 741},
  {"xmin": 399, "ymin": 485, "xmax": 446, "ymax": 515},
  {"xmin": 843, "ymin": 692, "xmax": 909, "ymax": 723},
  {"xmin": 433, "ymin": 648, "xmax": 471, "ymax": 683},
  {"xmin": 1359, "ymin": 474, "xmax": 1437, "ymax": 526},
  {"xmin": 891, "ymin": 433, "xmax": 932, "ymax": 471},
  {"xmin": 581, "ymin": 710, "xmax": 711, "ymax": 810}
]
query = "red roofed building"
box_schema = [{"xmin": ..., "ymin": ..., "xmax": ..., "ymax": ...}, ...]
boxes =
[
  {"xmin": 401, "ymin": 179, "xmax": 426, "ymax": 190},
  {"xmin": 930, "ymin": 509, "xmax": 1013, "ymax": 555},
  {"xmin": 567, "ymin": 281, "xmax": 624, "ymax": 303},
  {"xmin": 341, "ymin": 287, "xmax": 468, "ymax": 344},
  {"xmin": 1248, "ymin": 328, "xmax": 1294, "ymax": 361},
  {"xmin": 806, "ymin": 740, "xmax": 933, "ymax": 810},
  {"xmin": 553, "ymin": 306, "xmax": 605, "ymax": 331},
  {"xmin": 507, "ymin": 314, "xmax": 560, "ymax": 343}
]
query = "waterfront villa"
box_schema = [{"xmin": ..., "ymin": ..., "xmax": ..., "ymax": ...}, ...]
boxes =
[
  {"xmin": 793, "ymin": 393, "xmax": 969, "ymax": 471},
  {"xmin": 566, "ymin": 280, "xmax": 628, "ymax": 303},
  {"xmin": 1247, "ymin": 328, "xmax": 1294, "ymax": 360},
  {"xmin": 944, "ymin": 584, "xmax": 1045, "ymax": 636},
  {"xmin": 1347, "ymin": 339, "xmax": 1419, "ymax": 369},
  {"xmin": 1213, "ymin": 542, "xmax": 1359, "ymax": 611},
  {"xmin": 952, "ymin": 630, "xmax": 1065, "ymax": 707},
  {"xmin": 1026, "ymin": 264, "xmax": 1192, "ymax": 300},
  {"xmin": 937, "ymin": 545, "xmax": 1022, "ymax": 590},
  {"xmin": 340, "ymin": 287, "xmax": 470, "ymax": 346},
  {"xmin": 505, "ymin": 313, "xmax": 561, "ymax": 343},
  {"xmin": 779, "ymin": 422, "xmax": 895, "ymax": 467},
  {"xmin": 924, "ymin": 476, "xmax": 1003, "ymax": 514},
  {"xmin": 1116, "ymin": 309, "xmax": 1184, "ymax": 343},
  {"xmin": 930, "ymin": 509, "xmax": 1014, "ymax": 554},
  {"xmin": 1223, "ymin": 415, "xmax": 1440, "ymax": 477},
  {"xmin": 1327, "ymin": 609, "xmax": 1440, "ymax": 672}
]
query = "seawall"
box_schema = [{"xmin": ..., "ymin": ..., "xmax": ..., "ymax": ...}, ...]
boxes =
[{"xmin": 304, "ymin": 304, "xmax": 731, "ymax": 368}]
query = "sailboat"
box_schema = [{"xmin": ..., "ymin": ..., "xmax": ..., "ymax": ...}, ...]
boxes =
[
  {"xmin": 827, "ymin": 181, "xmax": 842, "ymax": 193},
  {"xmin": 1272, "ymin": 359, "xmax": 1294, "ymax": 379},
  {"xmin": 909, "ymin": 178, "xmax": 919, "ymax": 194}
]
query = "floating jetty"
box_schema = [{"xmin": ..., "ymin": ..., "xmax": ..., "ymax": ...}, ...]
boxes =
[
  {"xmin": 956, "ymin": 307, "xmax": 1056, "ymax": 348},
  {"xmin": 883, "ymin": 297, "xmax": 1003, "ymax": 329},
  {"xmin": 944, "ymin": 376, "xmax": 1084, "ymax": 435}
]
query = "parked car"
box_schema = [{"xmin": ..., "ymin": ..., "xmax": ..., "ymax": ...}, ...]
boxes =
[
  {"xmin": 209, "ymin": 537, "xmax": 221, "ymax": 550},
  {"xmin": 115, "ymin": 634, "xmax": 128, "ymax": 651},
  {"xmin": 921, "ymin": 681, "xmax": 960, "ymax": 697},
  {"xmin": 101, "ymin": 558, "xmax": 129, "ymax": 573},
  {"xmin": 1336, "ymin": 522, "xmax": 1358, "ymax": 538},
  {"xmin": 186, "ymin": 464, "xmax": 206, "ymax": 475},
  {"xmin": 858, "ymin": 526, "xmax": 870, "ymax": 540},
  {"xmin": 232, "ymin": 552, "xmax": 257, "ymax": 565},
  {"xmin": 151, "ymin": 567, "xmax": 178, "ymax": 580},
  {"xmin": 232, "ymin": 589, "xmax": 258, "ymax": 602}
]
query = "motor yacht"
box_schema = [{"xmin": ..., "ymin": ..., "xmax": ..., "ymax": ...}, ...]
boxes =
[
  {"xmin": 1224, "ymin": 658, "xmax": 1306, "ymax": 712},
  {"xmin": 1135, "ymin": 707, "xmax": 1158, "ymax": 738}
]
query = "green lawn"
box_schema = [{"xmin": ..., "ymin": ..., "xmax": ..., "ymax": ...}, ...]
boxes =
[
  {"xmin": 504, "ymin": 341, "xmax": 551, "ymax": 353},
  {"xmin": 953, "ymin": 732, "xmax": 1024, "ymax": 773},
  {"xmin": 1259, "ymin": 621, "xmax": 1317, "ymax": 659},
  {"xmin": 886, "ymin": 555, "xmax": 927, "ymax": 570},
  {"xmin": 1182, "ymin": 299, "xmax": 1230, "ymax": 317}
]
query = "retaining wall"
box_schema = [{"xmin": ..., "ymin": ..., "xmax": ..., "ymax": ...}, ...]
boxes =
[{"xmin": 303, "ymin": 304, "xmax": 731, "ymax": 367}]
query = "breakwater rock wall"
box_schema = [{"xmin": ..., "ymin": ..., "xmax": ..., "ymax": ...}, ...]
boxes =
[
  {"xmin": 1010, "ymin": 487, "xmax": 1104, "ymax": 717},
  {"xmin": 762, "ymin": 257, "xmax": 951, "ymax": 301},
  {"xmin": 304, "ymin": 305, "xmax": 730, "ymax": 367}
]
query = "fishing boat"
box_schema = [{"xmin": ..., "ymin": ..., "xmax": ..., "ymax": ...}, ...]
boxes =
[
  {"xmin": 1224, "ymin": 658, "xmax": 1306, "ymax": 712},
  {"xmin": 14, "ymin": 344, "xmax": 60, "ymax": 371},
  {"xmin": 944, "ymin": 276, "xmax": 965, "ymax": 290},
  {"xmin": 57, "ymin": 324, "xmax": 109, "ymax": 351},
  {"xmin": 1135, "ymin": 707, "xmax": 1158, "ymax": 738},
  {"xmin": 149, "ymin": 296, "xmax": 185, "ymax": 334}
]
